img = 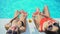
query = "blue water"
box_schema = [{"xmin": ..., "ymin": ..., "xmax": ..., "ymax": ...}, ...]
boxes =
[{"xmin": 0, "ymin": 0, "xmax": 60, "ymax": 18}]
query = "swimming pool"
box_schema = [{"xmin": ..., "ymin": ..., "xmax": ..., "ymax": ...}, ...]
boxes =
[{"xmin": 0, "ymin": 0, "xmax": 60, "ymax": 18}]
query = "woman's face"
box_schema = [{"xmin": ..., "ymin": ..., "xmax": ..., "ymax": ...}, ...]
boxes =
[{"xmin": 43, "ymin": 21, "xmax": 59, "ymax": 32}]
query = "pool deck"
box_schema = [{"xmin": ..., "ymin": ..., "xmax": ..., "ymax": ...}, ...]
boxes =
[{"xmin": 0, "ymin": 18, "xmax": 60, "ymax": 34}]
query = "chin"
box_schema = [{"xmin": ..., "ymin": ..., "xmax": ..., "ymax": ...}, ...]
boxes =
[{"xmin": 45, "ymin": 27, "xmax": 60, "ymax": 34}]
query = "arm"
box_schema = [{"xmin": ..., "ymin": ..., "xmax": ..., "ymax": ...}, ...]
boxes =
[{"xmin": 5, "ymin": 14, "xmax": 19, "ymax": 30}]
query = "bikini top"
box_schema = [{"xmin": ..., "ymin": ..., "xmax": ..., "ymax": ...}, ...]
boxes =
[{"xmin": 39, "ymin": 17, "xmax": 55, "ymax": 32}]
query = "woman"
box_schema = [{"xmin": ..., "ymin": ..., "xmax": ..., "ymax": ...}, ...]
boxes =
[
  {"xmin": 32, "ymin": 6, "xmax": 60, "ymax": 34},
  {"xmin": 5, "ymin": 10, "xmax": 27, "ymax": 34}
]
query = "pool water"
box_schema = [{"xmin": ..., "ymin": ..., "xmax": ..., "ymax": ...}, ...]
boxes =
[{"xmin": 0, "ymin": 0, "xmax": 60, "ymax": 18}]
